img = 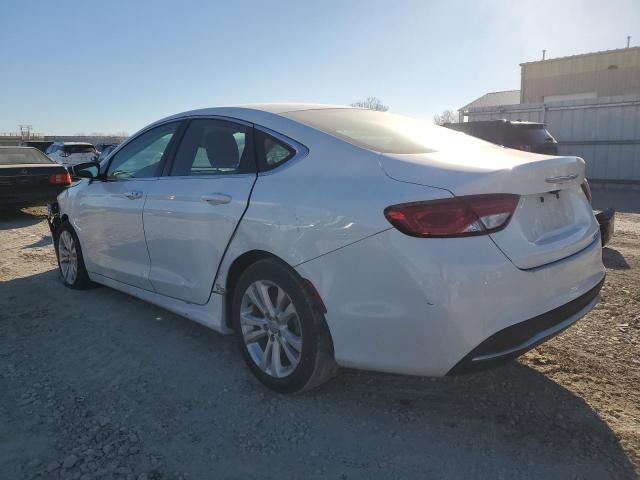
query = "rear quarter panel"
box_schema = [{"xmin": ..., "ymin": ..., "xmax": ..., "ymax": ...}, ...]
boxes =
[{"xmin": 215, "ymin": 120, "xmax": 453, "ymax": 289}]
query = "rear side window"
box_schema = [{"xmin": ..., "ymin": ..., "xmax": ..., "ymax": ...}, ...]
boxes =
[
  {"xmin": 64, "ymin": 145, "xmax": 96, "ymax": 154},
  {"xmin": 170, "ymin": 119, "xmax": 254, "ymax": 176},
  {"xmin": 0, "ymin": 148, "xmax": 53, "ymax": 165},
  {"xmin": 255, "ymin": 130, "xmax": 295, "ymax": 171}
]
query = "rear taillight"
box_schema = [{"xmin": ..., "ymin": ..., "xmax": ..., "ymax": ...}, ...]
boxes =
[
  {"xmin": 581, "ymin": 179, "xmax": 592, "ymax": 204},
  {"xmin": 49, "ymin": 172, "xmax": 72, "ymax": 185},
  {"xmin": 516, "ymin": 145, "xmax": 532, "ymax": 152},
  {"xmin": 384, "ymin": 194, "xmax": 520, "ymax": 238}
]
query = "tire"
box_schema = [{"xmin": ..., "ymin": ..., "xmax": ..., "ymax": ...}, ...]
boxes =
[
  {"xmin": 232, "ymin": 258, "xmax": 337, "ymax": 394},
  {"xmin": 54, "ymin": 221, "xmax": 92, "ymax": 289}
]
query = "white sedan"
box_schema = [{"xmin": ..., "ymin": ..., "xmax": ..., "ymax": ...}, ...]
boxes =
[{"xmin": 48, "ymin": 104, "xmax": 605, "ymax": 393}]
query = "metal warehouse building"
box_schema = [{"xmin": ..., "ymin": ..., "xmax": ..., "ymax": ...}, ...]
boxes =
[
  {"xmin": 460, "ymin": 47, "xmax": 640, "ymax": 184},
  {"xmin": 520, "ymin": 47, "xmax": 640, "ymax": 103}
]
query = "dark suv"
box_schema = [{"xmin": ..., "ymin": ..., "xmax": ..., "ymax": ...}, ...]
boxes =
[
  {"xmin": 445, "ymin": 120, "xmax": 559, "ymax": 154},
  {"xmin": 444, "ymin": 120, "xmax": 614, "ymax": 245}
]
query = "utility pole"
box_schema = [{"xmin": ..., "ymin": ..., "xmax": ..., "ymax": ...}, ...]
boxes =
[
  {"xmin": 18, "ymin": 124, "xmax": 33, "ymax": 141},
  {"xmin": 627, "ymin": 36, "xmax": 631, "ymax": 48}
]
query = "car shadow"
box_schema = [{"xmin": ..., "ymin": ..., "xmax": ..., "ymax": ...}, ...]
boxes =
[
  {"xmin": 1, "ymin": 270, "xmax": 637, "ymax": 480},
  {"xmin": 22, "ymin": 235, "xmax": 52, "ymax": 249},
  {"xmin": 603, "ymin": 246, "xmax": 631, "ymax": 270},
  {"xmin": 0, "ymin": 207, "xmax": 46, "ymax": 231}
]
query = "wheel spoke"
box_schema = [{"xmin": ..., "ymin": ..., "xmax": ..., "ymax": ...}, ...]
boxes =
[
  {"xmin": 275, "ymin": 287, "xmax": 287, "ymax": 314},
  {"xmin": 260, "ymin": 337, "xmax": 273, "ymax": 372},
  {"xmin": 279, "ymin": 336, "xmax": 300, "ymax": 365},
  {"xmin": 243, "ymin": 328, "xmax": 267, "ymax": 344},
  {"xmin": 271, "ymin": 337, "xmax": 283, "ymax": 376},
  {"xmin": 240, "ymin": 312, "xmax": 267, "ymax": 328},
  {"xmin": 247, "ymin": 285, "xmax": 268, "ymax": 316},
  {"xmin": 281, "ymin": 330, "xmax": 302, "ymax": 352},
  {"xmin": 257, "ymin": 282, "xmax": 276, "ymax": 318},
  {"xmin": 279, "ymin": 303, "xmax": 297, "ymax": 323}
]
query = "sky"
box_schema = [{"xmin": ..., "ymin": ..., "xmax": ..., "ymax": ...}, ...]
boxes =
[{"xmin": 1, "ymin": 0, "xmax": 639, "ymax": 135}]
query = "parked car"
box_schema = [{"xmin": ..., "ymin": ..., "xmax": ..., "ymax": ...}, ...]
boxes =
[
  {"xmin": 444, "ymin": 120, "xmax": 614, "ymax": 245},
  {"xmin": 95, "ymin": 143, "xmax": 119, "ymax": 155},
  {"xmin": 46, "ymin": 142, "xmax": 97, "ymax": 166},
  {"xmin": 47, "ymin": 105, "xmax": 605, "ymax": 393},
  {"xmin": 96, "ymin": 144, "xmax": 118, "ymax": 162},
  {"xmin": 444, "ymin": 120, "xmax": 559, "ymax": 154},
  {"xmin": 0, "ymin": 146, "xmax": 71, "ymax": 208},
  {"xmin": 19, "ymin": 140, "xmax": 54, "ymax": 153}
]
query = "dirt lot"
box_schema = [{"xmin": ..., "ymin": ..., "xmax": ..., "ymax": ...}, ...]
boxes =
[{"xmin": 1, "ymin": 207, "xmax": 639, "ymax": 480}]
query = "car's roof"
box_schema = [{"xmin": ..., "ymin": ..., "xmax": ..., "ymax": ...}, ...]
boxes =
[
  {"xmin": 152, "ymin": 103, "xmax": 359, "ymax": 134},
  {"xmin": 172, "ymin": 103, "xmax": 356, "ymax": 117},
  {"xmin": 54, "ymin": 142, "xmax": 94, "ymax": 145},
  {"xmin": 231, "ymin": 103, "xmax": 355, "ymax": 114}
]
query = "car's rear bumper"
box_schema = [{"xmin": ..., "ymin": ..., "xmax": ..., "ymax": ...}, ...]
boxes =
[
  {"xmin": 296, "ymin": 228, "xmax": 605, "ymax": 377},
  {"xmin": 595, "ymin": 208, "xmax": 615, "ymax": 246},
  {"xmin": 447, "ymin": 276, "xmax": 604, "ymax": 375},
  {"xmin": 0, "ymin": 187, "xmax": 66, "ymax": 207}
]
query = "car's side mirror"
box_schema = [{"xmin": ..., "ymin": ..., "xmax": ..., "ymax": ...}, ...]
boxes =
[{"xmin": 71, "ymin": 161, "xmax": 100, "ymax": 179}]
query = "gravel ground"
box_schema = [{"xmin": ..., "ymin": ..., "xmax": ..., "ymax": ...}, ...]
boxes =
[{"xmin": 1, "ymin": 207, "xmax": 638, "ymax": 480}]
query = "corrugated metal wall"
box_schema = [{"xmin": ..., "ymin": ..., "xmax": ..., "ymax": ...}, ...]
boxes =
[{"xmin": 465, "ymin": 95, "xmax": 640, "ymax": 183}]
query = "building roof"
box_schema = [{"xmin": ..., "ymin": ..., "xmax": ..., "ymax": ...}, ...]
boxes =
[
  {"xmin": 459, "ymin": 90, "xmax": 520, "ymax": 111},
  {"xmin": 520, "ymin": 46, "xmax": 640, "ymax": 66}
]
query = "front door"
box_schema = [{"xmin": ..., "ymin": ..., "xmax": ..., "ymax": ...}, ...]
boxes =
[
  {"xmin": 73, "ymin": 121, "xmax": 181, "ymax": 289},
  {"xmin": 143, "ymin": 118, "xmax": 257, "ymax": 304}
]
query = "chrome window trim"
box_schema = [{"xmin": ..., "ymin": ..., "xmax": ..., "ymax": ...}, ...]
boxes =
[{"xmin": 158, "ymin": 173, "xmax": 256, "ymax": 181}]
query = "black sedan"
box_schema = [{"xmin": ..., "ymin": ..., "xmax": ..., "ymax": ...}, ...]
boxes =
[{"xmin": 0, "ymin": 147, "xmax": 71, "ymax": 208}]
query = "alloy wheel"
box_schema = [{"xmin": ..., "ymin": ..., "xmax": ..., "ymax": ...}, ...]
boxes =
[
  {"xmin": 240, "ymin": 280, "xmax": 303, "ymax": 378},
  {"xmin": 58, "ymin": 230, "xmax": 78, "ymax": 285}
]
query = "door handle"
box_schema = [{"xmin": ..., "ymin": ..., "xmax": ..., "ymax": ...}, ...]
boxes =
[
  {"xmin": 201, "ymin": 193, "xmax": 232, "ymax": 205},
  {"xmin": 124, "ymin": 191, "xmax": 143, "ymax": 200}
]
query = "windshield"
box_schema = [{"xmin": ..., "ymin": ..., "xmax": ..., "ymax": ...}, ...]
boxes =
[
  {"xmin": 283, "ymin": 108, "xmax": 488, "ymax": 154},
  {"xmin": 0, "ymin": 147, "xmax": 54, "ymax": 165}
]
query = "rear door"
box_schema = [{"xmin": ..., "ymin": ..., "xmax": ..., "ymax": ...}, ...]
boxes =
[
  {"xmin": 143, "ymin": 118, "xmax": 257, "ymax": 304},
  {"xmin": 74, "ymin": 121, "xmax": 182, "ymax": 289}
]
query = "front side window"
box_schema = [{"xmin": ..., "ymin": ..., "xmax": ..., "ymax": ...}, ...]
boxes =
[
  {"xmin": 106, "ymin": 122, "xmax": 179, "ymax": 180},
  {"xmin": 170, "ymin": 119, "xmax": 253, "ymax": 176}
]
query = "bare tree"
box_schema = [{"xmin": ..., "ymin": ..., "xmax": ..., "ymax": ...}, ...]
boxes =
[
  {"xmin": 350, "ymin": 97, "xmax": 389, "ymax": 112},
  {"xmin": 433, "ymin": 109, "xmax": 459, "ymax": 125}
]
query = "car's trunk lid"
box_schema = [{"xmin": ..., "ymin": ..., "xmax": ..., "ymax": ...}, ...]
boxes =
[
  {"xmin": 0, "ymin": 164, "xmax": 66, "ymax": 191},
  {"xmin": 380, "ymin": 145, "xmax": 599, "ymax": 269}
]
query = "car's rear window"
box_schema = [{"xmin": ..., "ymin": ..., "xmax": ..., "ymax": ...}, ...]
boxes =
[
  {"xmin": 511, "ymin": 126, "xmax": 556, "ymax": 146},
  {"xmin": 0, "ymin": 148, "xmax": 54, "ymax": 165},
  {"xmin": 64, "ymin": 144, "xmax": 96, "ymax": 154},
  {"xmin": 282, "ymin": 108, "xmax": 484, "ymax": 154}
]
